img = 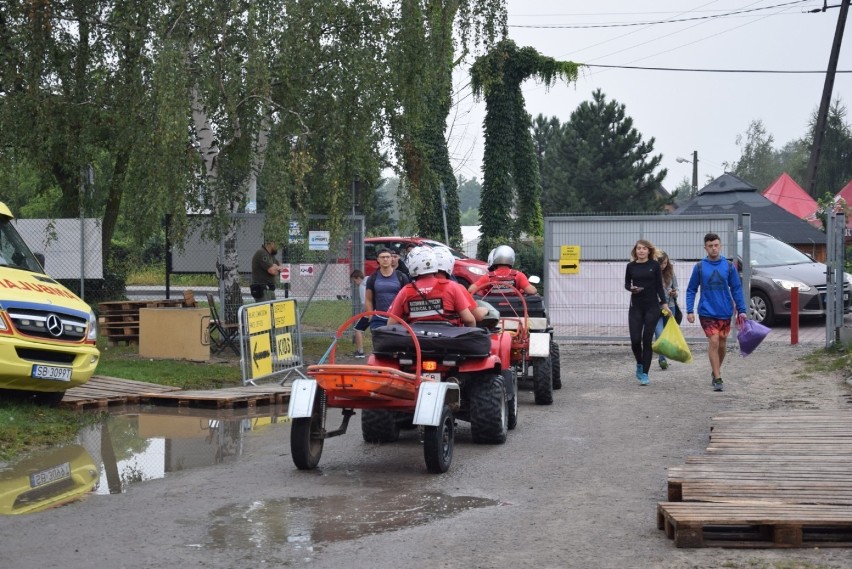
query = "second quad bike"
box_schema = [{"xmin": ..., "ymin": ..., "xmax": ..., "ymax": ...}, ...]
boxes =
[
  {"xmin": 476, "ymin": 284, "xmax": 562, "ymax": 406},
  {"xmin": 288, "ymin": 311, "xmax": 516, "ymax": 474}
]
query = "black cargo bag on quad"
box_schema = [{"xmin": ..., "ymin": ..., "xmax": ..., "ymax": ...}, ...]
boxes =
[
  {"xmin": 372, "ymin": 323, "xmax": 492, "ymax": 357},
  {"xmin": 480, "ymin": 293, "xmax": 546, "ymax": 318}
]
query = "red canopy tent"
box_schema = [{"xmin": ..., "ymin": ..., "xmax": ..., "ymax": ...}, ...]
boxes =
[
  {"xmin": 762, "ymin": 172, "xmax": 820, "ymax": 227},
  {"xmin": 836, "ymin": 178, "xmax": 852, "ymax": 230}
]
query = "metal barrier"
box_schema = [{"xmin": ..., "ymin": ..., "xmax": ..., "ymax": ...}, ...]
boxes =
[{"xmin": 238, "ymin": 298, "xmax": 308, "ymax": 386}]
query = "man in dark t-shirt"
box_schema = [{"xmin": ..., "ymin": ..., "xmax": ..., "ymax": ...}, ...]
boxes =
[{"xmin": 251, "ymin": 240, "xmax": 282, "ymax": 301}]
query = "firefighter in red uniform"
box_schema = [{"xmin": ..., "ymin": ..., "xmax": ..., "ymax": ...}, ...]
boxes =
[
  {"xmin": 433, "ymin": 246, "xmax": 497, "ymax": 324},
  {"xmin": 469, "ymin": 245, "xmax": 537, "ymax": 296},
  {"xmin": 387, "ymin": 246, "xmax": 476, "ymax": 327}
]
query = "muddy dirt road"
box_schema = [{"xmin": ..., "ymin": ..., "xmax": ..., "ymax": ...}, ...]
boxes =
[{"xmin": 2, "ymin": 341, "xmax": 852, "ymax": 569}]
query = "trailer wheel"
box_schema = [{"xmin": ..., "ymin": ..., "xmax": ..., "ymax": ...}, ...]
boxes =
[
  {"xmin": 533, "ymin": 355, "xmax": 553, "ymax": 405},
  {"xmin": 423, "ymin": 404, "xmax": 454, "ymax": 473},
  {"xmin": 470, "ymin": 375, "xmax": 508, "ymax": 444},
  {"xmin": 551, "ymin": 340, "xmax": 562, "ymax": 390},
  {"xmin": 361, "ymin": 410, "xmax": 400, "ymax": 443},
  {"xmin": 290, "ymin": 393, "xmax": 325, "ymax": 470}
]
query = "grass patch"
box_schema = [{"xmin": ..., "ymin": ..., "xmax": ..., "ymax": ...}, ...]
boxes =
[
  {"xmin": 0, "ymin": 312, "xmax": 354, "ymax": 461},
  {"xmin": 127, "ymin": 264, "xmax": 219, "ymax": 287},
  {"xmin": 96, "ymin": 344, "xmax": 242, "ymax": 390},
  {"xmin": 299, "ymin": 300, "xmax": 352, "ymax": 331},
  {"xmin": 0, "ymin": 402, "xmax": 106, "ymax": 462},
  {"xmin": 801, "ymin": 343, "xmax": 852, "ymax": 375}
]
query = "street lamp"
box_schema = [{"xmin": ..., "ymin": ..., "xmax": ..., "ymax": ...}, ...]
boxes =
[{"xmin": 676, "ymin": 151, "xmax": 699, "ymax": 195}]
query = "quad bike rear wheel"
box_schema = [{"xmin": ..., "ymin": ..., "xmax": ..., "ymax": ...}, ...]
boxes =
[
  {"xmin": 502, "ymin": 368, "xmax": 518, "ymax": 430},
  {"xmin": 470, "ymin": 374, "xmax": 508, "ymax": 444},
  {"xmin": 361, "ymin": 409, "xmax": 401, "ymax": 443},
  {"xmin": 532, "ymin": 355, "xmax": 553, "ymax": 405},
  {"xmin": 423, "ymin": 404, "xmax": 454, "ymax": 473},
  {"xmin": 291, "ymin": 390, "xmax": 326, "ymax": 470},
  {"xmin": 550, "ymin": 341, "xmax": 562, "ymax": 390}
]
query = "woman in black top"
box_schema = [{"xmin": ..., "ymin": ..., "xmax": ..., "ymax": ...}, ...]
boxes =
[{"xmin": 624, "ymin": 239, "xmax": 669, "ymax": 385}]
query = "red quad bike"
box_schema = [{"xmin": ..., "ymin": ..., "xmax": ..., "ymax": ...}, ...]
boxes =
[
  {"xmin": 474, "ymin": 282, "xmax": 560, "ymax": 406},
  {"xmin": 287, "ymin": 311, "xmax": 515, "ymax": 474}
]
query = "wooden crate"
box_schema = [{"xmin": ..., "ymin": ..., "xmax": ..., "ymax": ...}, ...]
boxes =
[{"xmin": 98, "ymin": 299, "xmax": 185, "ymax": 345}]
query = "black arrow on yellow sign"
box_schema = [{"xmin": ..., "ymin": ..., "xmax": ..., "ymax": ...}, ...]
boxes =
[{"xmin": 561, "ymin": 263, "xmax": 578, "ymax": 270}]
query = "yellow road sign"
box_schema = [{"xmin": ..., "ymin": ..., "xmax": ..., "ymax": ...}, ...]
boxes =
[
  {"xmin": 275, "ymin": 332, "xmax": 295, "ymax": 361},
  {"xmin": 274, "ymin": 300, "xmax": 297, "ymax": 328},
  {"xmin": 250, "ymin": 335, "xmax": 273, "ymax": 377},
  {"xmin": 247, "ymin": 304, "xmax": 272, "ymax": 334},
  {"xmin": 560, "ymin": 245, "xmax": 581, "ymax": 274}
]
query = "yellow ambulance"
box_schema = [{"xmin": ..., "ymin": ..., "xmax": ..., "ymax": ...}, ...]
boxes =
[{"xmin": 0, "ymin": 202, "xmax": 99, "ymax": 404}]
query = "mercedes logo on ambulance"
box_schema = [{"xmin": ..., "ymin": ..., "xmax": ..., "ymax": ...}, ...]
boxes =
[{"xmin": 45, "ymin": 313, "xmax": 64, "ymax": 337}]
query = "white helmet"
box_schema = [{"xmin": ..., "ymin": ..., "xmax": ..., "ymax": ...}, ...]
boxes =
[
  {"xmin": 432, "ymin": 247, "xmax": 455, "ymax": 276},
  {"xmin": 492, "ymin": 245, "xmax": 515, "ymax": 267},
  {"xmin": 406, "ymin": 246, "xmax": 438, "ymax": 277}
]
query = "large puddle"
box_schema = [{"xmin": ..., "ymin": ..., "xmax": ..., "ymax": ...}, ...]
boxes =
[
  {"xmin": 204, "ymin": 491, "xmax": 500, "ymax": 555},
  {"xmin": 0, "ymin": 406, "xmax": 288, "ymax": 515}
]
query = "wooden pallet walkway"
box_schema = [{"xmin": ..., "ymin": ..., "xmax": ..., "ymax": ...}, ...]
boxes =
[
  {"xmin": 140, "ymin": 384, "xmax": 291, "ymax": 409},
  {"xmin": 60, "ymin": 375, "xmax": 291, "ymax": 411},
  {"xmin": 657, "ymin": 502, "xmax": 852, "ymax": 548},
  {"xmin": 60, "ymin": 376, "xmax": 182, "ymax": 409},
  {"xmin": 659, "ymin": 409, "xmax": 852, "ymax": 548}
]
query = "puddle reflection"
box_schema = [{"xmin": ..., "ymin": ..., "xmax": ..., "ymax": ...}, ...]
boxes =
[
  {"xmin": 206, "ymin": 491, "xmax": 500, "ymax": 554},
  {"xmin": 0, "ymin": 406, "xmax": 288, "ymax": 515}
]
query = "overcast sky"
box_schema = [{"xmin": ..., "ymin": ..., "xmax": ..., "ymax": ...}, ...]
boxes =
[{"xmin": 447, "ymin": 0, "xmax": 852, "ymax": 192}]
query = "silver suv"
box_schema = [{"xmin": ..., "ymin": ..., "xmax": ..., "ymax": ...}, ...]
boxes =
[{"xmin": 738, "ymin": 231, "xmax": 851, "ymax": 325}]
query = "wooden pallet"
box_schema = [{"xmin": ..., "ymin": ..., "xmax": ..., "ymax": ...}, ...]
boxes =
[
  {"xmin": 660, "ymin": 410, "xmax": 852, "ymax": 548},
  {"xmin": 99, "ymin": 299, "xmax": 186, "ymax": 345},
  {"xmin": 668, "ymin": 467, "xmax": 852, "ymax": 502},
  {"xmin": 60, "ymin": 375, "xmax": 182, "ymax": 409},
  {"xmin": 139, "ymin": 384, "xmax": 291, "ymax": 409},
  {"xmin": 657, "ymin": 502, "xmax": 852, "ymax": 548}
]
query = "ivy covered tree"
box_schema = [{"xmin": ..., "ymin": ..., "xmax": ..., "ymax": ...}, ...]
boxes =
[
  {"xmin": 388, "ymin": 0, "xmax": 505, "ymax": 247},
  {"xmin": 540, "ymin": 89, "xmax": 665, "ymax": 214},
  {"xmin": 470, "ymin": 39, "xmax": 579, "ymax": 257}
]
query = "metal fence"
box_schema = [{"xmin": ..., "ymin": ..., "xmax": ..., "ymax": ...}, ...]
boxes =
[
  {"xmin": 172, "ymin": 213, "xmax": 365, "ymax": 340},
  {"xmin": 543, "ymin": 214, "xmax": 741, "ymax": 342}
]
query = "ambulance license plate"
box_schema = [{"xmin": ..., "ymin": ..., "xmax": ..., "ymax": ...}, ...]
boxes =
[
  {"xmin": 30, "ymin": 462, "xmax": 72, "ymax": 488},
  {"xmin": 32, "ymin": 365, "xmax": 72, "ymax": 382}
]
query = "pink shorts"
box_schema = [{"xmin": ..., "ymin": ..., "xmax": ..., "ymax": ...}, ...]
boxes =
[{"xmin": 699, "ymin": 317, "xmax": 731, "ymax": 339}]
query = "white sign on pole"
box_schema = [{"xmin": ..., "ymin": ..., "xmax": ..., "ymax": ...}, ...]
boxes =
[{"xmin": 279, "ymin": 263, "xmax": 291, "ymax": 283}]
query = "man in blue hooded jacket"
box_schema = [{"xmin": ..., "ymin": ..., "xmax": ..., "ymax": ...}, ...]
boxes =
[{"xmin": 685, "ymin": 232, "xmax": 748, "ymax": 392}]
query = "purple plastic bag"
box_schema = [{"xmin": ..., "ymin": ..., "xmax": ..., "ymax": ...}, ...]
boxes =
[{"xmin": 737, "ymin": 319, "xmax": 771, "ymax": 357}]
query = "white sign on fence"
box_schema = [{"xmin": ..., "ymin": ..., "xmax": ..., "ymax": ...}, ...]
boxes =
[
  {"xmin": 299, "ymin": 264, "xmax": 315, "ymax": 277},
  {"xmin": 308, "ymin": 230, "xmax": 330, "ymax": 251}
]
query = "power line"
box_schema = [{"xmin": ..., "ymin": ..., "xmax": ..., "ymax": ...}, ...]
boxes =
[
  {"xmin": 583, "ymin": 63, "xmax": 852, "ymax": 73},
  {"xmin": 508, "ymin": 0, "xmax": 813, "ymax": 29}
]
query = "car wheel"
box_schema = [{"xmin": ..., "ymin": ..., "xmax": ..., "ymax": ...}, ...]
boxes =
[{"xmin": 749, "ymin": 290, "xmax": 775, "ymax": 326}]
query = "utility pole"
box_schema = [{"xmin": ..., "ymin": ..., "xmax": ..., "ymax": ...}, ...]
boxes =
[
  {"xmin": 805, "ymin": 0, "xmax": 850, "ymax": 197},
  {"xmin": 691, "ymin": 150, "xmax": 698, "ymax": 195}
]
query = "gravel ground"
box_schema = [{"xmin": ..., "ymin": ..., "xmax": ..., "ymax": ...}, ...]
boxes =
[{"xmin": 2, "ymin": 338, "xmax": 852, "ymax": 569}]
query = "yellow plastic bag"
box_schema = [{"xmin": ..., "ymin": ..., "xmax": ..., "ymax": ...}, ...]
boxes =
[{"xmin": 652, "ymin": 313, "xmax": 693, "ymax": 363}]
